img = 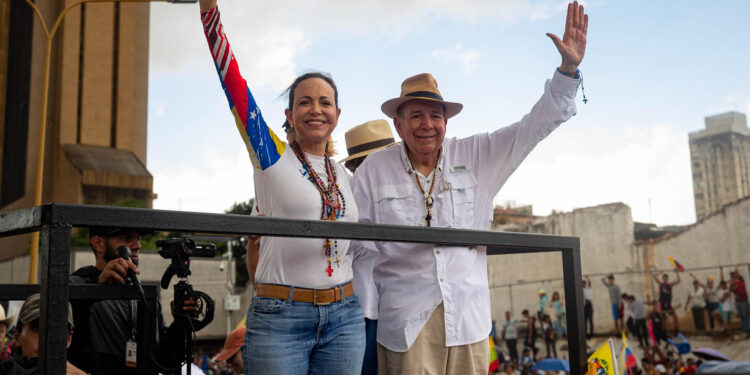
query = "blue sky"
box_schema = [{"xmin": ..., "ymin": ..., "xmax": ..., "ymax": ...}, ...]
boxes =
[{"xmin": 146, "ymin": 0, "xmax": 750, "ymax": 226}]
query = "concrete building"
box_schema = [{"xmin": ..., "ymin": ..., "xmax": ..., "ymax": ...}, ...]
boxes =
[
  {"xmin": 490, "ymin": 199, "xmax": 750, "ymax": 334},
  {"xmin": 0, "ymin": 0, "xmax": 152, "ymax": 261},
  {"xmin": 689, "ymin": 111, "xmax": 750, "ymax": 221}
]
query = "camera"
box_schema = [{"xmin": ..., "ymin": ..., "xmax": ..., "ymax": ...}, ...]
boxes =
[
  {"xmin": 157, "ymin": 237, "xmax": 216, "ymax": 331},
  {"xmin": 157, "ymin": 238, "xmax": 216, "ymax": 260}
]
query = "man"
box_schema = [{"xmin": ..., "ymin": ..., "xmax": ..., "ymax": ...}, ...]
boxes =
[
  {"xmin": 583, "ymin": 276, "xmax": 594, "ymax": 338},
  {"xmin": 684, "ymin": 280, "xmax": 707, "ymax": 331},
  {"xmin": 213, "ymin": 326, "xmax": 245, "ymax": 374},
  {"xmin": 626, "ymin": 294, "xmax": 649, "ymax": 348},
  {"xmin": 500, "ymin": 311, "xmax": 519, "ymax": 365},
  {"xmin": 521, "ymin": 310, "xmax": 538, "ymax": 360},
  {"xmin": 67, "ymin": 227, "xmax": 194, "ymax": 375},
  {"xmin": 723, "ymin": 266, "xmax": 748, "ymax": 336},
  {"xmin": 0, "ymin": 293, "xmax": 86, "ymax": 374},
  {"xmin": 601, "ymin": 275, "xmax": 622, "ymax": 333},
  {"xmin": 652, "ymin": 270, "xmax": 681, "ymax": 333},
  {"xmin": 345, "ymin": 120, "xmax": 396, "ymax": 375},
  {"xmin": 351, "ymin": 2, "xmax": 587, "ymax": 373}
]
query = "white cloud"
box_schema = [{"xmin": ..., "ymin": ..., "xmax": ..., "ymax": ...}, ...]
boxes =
[
  {"xmin": 495, "ymin": 122, "xmax": 696, "ymax": 226},
  {"xmin": 431, "ymin": 44, "xmax": 482, "ymax": 73},
  {"xmin": 149, "ymin": 0, "xmax": 569, "ymax": 88},
  {"xmin": 152, "ymin": 145, "xmax": 254, "ymax": 213}
]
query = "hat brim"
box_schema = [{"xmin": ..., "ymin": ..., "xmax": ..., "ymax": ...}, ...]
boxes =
[
  {"xmin": 340, "ymin": 144, "xmax": 392, "ymax": 162},
  {"xmin": 381, "ymin": 96, "xmax": 463, "ymax": 119}
]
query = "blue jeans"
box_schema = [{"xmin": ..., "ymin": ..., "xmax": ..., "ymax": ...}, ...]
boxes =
[
  {"xmin": 242, "ymin": 292, "xmax": 366, "ymax": 375},
  {"xmin": 737, "ymin": 300, "xmax": 749, "ymax": 333},
  {"xmin": 362, "ymin": 318, "xmax": 378, "ymax": 375}
]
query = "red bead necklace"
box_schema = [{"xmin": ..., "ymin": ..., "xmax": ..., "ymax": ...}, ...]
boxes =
[{"xmin": 290, "ymin": 140, "xmax": 346, "ymax": 277}]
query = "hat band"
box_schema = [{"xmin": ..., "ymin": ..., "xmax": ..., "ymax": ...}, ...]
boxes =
[
  {"xmin": 347, "ymin": 138, "xmax": 395, "ymax": 157},
  {"xmin": 404, "ymin": 91, "xmax": 443, "ymax": 101}
]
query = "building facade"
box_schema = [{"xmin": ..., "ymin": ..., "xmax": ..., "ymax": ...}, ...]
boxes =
[
  {"xmin": 0, "ymin": 0, "xmax": 152, "ymax": 261},
  {"xmin": 689, "ymin": 111, "xmax": 750, "ymax": 221}
]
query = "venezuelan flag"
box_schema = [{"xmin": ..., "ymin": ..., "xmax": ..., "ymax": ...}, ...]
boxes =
[
  {"xmin": 489, "ymin": 338, "xmax": 499, "ymax": 372},
  {"xmin": 588, "ymin": 338, "xmax": 617, "ymax": 375},
  {"xmin": 668, "ymin": 256, "xmax": 685, "ymax": 271},
  {"xmin": 622, "ymin": 332, "xmax": 638, "ymax": 372}
]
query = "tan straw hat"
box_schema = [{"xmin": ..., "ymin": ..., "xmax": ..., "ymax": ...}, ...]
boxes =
[
  {"xmin": 341, "ymin": 120, "xmax": 396, "ymax": 162},
  {"xmin": 381, "ymin": 73, "xmax": 463, "ymax": 119}
]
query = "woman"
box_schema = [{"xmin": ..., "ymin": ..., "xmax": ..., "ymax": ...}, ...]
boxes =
[
  {"xmin": 541, "ymin": 315, "xmax": 556, "ymax": 359},
  {"xmin": 198, "ymin": 1, "xmax": 365, "ymax": 373},
  {"xmin": 548, "ymin": 291, "xmax": 566, "ymax": 338},
  {"xmin": 717, "ymin": 280, "xmax": 734, "ymax": 340}
]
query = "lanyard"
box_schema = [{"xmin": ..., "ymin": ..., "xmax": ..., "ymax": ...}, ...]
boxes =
[{"xmin": 114, "ymin": 300, "xmax": 137, "ymax": 340}]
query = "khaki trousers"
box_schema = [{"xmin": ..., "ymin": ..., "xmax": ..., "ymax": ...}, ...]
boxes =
[{"xmin": 377, "ymin": 303, "xmax": 489, "ymax": 375}]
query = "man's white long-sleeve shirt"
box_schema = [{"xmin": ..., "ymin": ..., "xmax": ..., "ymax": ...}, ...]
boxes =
[{"xmin": 351, "ymin": 70, "xmax": 580, "ymax": 352}]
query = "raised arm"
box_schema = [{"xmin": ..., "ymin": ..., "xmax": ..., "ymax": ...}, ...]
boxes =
[
  {"xmin": 689, "ymin": 273, "xmax": 706, "ymax": 289},
  {"xmin": 199, "ymin": 1, "xmax": 286, "ymax": 170},
  {"xmin": 673, "ymin": 271, "xmax": 681, "ymax": 286},
  {"xmin": 720, "ymin": 266, "xmax": 725, "ymax": 282},
  {"xmin": 585, "ymin": 276, "xmax": 591, "ymax": 287},
  {"xmin": 546, "ymin": 1, "xmax": 588, "ymax": 73},
  {"xmin": 652, "ymin": 272, "xmax": 661, "ymax": 284}
]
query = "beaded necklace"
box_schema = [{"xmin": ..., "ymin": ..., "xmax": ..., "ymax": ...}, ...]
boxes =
[
  {"xmin": 406, "ymin": 145, "xmax": 441, "ymax": 227},
  {"xmin": 290, "ymin": 140, "xmax": 346, "ymax": 277}
]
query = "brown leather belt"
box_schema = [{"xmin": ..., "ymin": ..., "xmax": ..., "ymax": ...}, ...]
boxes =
[{"xmin": 255, "ymin": 281, "xmax": 354, "ymax": 306}]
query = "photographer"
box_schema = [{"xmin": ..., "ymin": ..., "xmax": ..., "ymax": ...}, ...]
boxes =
[{"xmin": 67, "ymin": 227, "xmax": 196, "ymax": 375}]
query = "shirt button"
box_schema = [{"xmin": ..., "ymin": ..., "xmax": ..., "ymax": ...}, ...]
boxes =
[
  {"xmin": 440, "ymin": 277, "xmax": 445, "ymax": 283},
  {"xmin": 435, "ymin": 250, "xmax": 441, "ymax": 255}
]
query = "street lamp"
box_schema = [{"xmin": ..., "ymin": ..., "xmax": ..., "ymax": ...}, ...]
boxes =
[{"xmin": 24, "ymin": 0, "xmax": 196, "ymax": 283}]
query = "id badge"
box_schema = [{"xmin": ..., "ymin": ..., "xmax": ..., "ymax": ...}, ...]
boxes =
[{"xmin": 125, "ymin": 340, "xmax": 137, "ymax": 368}]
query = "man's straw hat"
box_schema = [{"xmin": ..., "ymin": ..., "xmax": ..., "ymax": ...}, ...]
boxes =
[
  {"xmin": 0, "ymin": 304, "xmax": 15, "ymax": 327},
  {"xmin": 341, "ymin": 120, "xmax": 396, "ymax": 162},
  {"xmin": 381, "ymin": 73, "xmax": 463, "ymax": 119}
]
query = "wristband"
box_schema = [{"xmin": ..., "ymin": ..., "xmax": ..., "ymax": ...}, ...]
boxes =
[{"xmin": 557, "ymin": 68, "xmax": 580, "ymax": 79}]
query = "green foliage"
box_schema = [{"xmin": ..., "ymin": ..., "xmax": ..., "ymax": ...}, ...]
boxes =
[
  {"xmin": 225, "ymin": 198, "xmax": 254, "ymax": 287},
  {"xmin": 225, "ymin": 198, "xmax": 255, "ymax": 215}
]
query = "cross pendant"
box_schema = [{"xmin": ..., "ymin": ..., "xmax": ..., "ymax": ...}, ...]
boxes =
[
  {"xmin": 425, "ymin": 212, "xmax": 432, "ymax": 227},
  {"xmin": 335, "ymin": 259, "xmax": 340, "ymax": 268},
  {"xmin": 326, "ymin": 265, "xmax": 334, "ymax": 277}
]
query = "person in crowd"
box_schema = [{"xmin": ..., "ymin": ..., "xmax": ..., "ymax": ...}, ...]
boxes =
[
  {"xmin": 550, "ymin": 291, "xmax": 568, "ymax": 338},
  {"xmin": 690, "ymin": 274, "xmax": 720, "ymax": 331},
  {"xmin": 723, "ymin": 266, "xmax": 748, "ymax": 337},
  {"xmin": 521, "ymin": 310, "xmax": 539, "ymax": 360},
  {"xmin": 67, "ymin": 227, "xmax": 196, "ymax": 375},
  {"xmin": 501, "ymin": 311, "xmax": 520, "ymax": 365},
  {"xmin": 684, "ymin": 279, "xmax": 707, "ymax": 331},
  {"xmin": 717, "ymin": 279, "xmax": 735, "ymax": 340},
  {"xmin": 537, "ymin": 283, "xmax": 551, "ymax": 321},
  {"xmin": 626, "ymin": 294, "xmax": 649, "ymax": 347},
  {"xmin": 649, "ymin": 300, "xmax": 668, "ymax": 348},
  {"xmin": 344, "ymin": 120, "xmax": 396, "ymax": 375},
  {"xmin": 351, "ymin": 3, "xmax": 587, "ymax": 372},
  {"xmin": 653, "ymin": 270, "xmax": 681, "ymax": 333},
  {"xmin": 583, "ymin": 276, "xmax": 594, "ymax": 338},
  {"xmin": 0, "ymin": 293, "xmax": 86, "ymax": 374},
  {"xmin": 0, "ymin": 305, "xmax": 13, "ymax": 361},
  {"xmin": 518, "ymin": 347, "xmax": 534, "ymax": 371},
  {"xmin": 213, "ymin": 326, "xmax": 245, "ymax": 375},
  {"xmin": 541, "ymin": 314, "xmax": 556, "ymax": 358},
  {"xmin": 622, "ymin": 293, "xmax": 635, "ymax": 336},
  {"xmin": 198, "ymin": 0, "xmax": 365, "ymax": 372},
  {"xmin": 601, "ymin": 274, "xmax": 623, "ymax": 333}
]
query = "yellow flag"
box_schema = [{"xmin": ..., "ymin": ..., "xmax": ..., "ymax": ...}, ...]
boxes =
[{"xmin": 587, "ymin": 339, "xmax": 618, "ymax": 375}]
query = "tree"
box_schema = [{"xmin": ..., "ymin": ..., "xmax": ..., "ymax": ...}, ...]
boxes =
[{"xmin": 224, "ymin": 198, "xmax": 255, "ymax": 287}]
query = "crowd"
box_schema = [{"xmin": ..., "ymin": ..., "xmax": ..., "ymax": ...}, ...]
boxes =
[{"xmin": 488, "ymin": 266, "xmax": 749, "ymax": 375}]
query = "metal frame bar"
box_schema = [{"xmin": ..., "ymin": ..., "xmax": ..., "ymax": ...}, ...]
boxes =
[{"xmin": 0, "ymin": 203, "xmax": 585, "ymax": 374}]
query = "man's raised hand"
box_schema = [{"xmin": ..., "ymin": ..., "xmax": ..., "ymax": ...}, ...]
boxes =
[{"xmin": 547, "ymin": 1, "xmax": 588, "ymax": 73}]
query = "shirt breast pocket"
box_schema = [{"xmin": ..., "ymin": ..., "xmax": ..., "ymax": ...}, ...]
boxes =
[
  {"xmin": 374, "ymin": 183, "xmax": 414, "ymax": 225},
  {"xmin": 445, "ymin": 172, "xmax": 477, "ymax": 228}
]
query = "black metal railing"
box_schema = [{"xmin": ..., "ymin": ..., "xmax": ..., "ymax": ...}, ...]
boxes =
[{"xmin": 0, "ymin": 203, "xmax": 585, "ymax": 374}]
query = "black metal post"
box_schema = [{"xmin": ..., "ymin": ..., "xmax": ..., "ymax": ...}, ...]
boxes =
[
  {"xmin": 38, "ymin": 222, "xmax": 72, "ymax": 375},
  {"xmin": 136, "ymin": 284, "xmax": 159, "ymax": 375},
  {"xmin": 562, "ymin": 247, "xmax": 586, "ymax": 375}
]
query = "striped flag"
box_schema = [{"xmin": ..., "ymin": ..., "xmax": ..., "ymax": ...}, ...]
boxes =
[
  {"xmin": 489, "ymin": 338, "xmax": 499, "ymax": 372},
  {"xmin": 622, "ymin": 332, "xmax": 638, "ymax": 373},
  {"xmin": 668, "ymin": 256, "xmax": 685, "ymax": 271}
]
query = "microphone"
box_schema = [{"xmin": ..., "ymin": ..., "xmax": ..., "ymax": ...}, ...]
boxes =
[{"xmin": 117, "ymin": 246, "xmax": 147, "ymax": 303}]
